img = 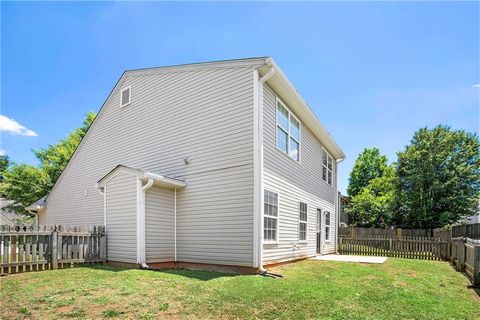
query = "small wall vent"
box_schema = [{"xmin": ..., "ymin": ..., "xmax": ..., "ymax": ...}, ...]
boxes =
[{"xmin": 120, "ymin": 86, "xmax": 131, "ymax": 107}]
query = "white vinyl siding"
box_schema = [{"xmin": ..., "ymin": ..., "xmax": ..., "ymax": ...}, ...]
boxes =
[
  {"xmin": 145, "ymin": 186, "xmax": 175, "ymax": 263},
  {"xmin": 262, "ymin": 83, "xmax": 338, "ymax": 264},
  {"xmin": 276, "ymin": 99, "xmax": 300, "ymax": 161},
  {"xmin": 263, "ymin": 85, "xmax": 336, "ymax": 204},
  {"xmin": 41, "ymin": 64, "xmax": 258, "ymax": 267},
  {"xmin": 105, "ymin": 172, "xmax": 137, "ymax": 263},
  {"xmin": 262, "ymin": 170, "xmax": 336, "ymax": 264},
  {"xmin": 264, "ymin": 190, "xmax": 278, "ymax": 243}
]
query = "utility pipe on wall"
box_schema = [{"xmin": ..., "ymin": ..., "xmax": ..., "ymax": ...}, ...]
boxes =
[
  {"xmin": 140, "ymin": 178, "xmax": 154, "ymax": 269},
  {"xmin": 256, "ymin": 63, "xmax": 276, "ymax": 273},
  {"xmin": 174, "ymin": 188, "xmax": 177, "ymax": 262}
]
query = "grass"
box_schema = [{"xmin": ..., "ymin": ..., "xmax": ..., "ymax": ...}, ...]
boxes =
[{"xmin": 1, "ymin": 258, "xmax": 478, "ymax": 319}]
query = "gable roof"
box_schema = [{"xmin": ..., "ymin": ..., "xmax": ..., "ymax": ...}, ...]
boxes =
[
  {"xmin": 96, "ymin": 165, "xmax": 186, "ymax": 189},
  {"xmin": 25, "ymin": 196, "xmax": 47, "ymax": 212},
  {"xmin": 46, "ymin": 57, "xmax": 345, "ymax": 204}
]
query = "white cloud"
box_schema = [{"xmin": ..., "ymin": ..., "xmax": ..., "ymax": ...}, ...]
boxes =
[
  {"xmin": 474, "ymin": 84, "xmax": 480, "ymax": 88},
  {"xmin": 0, "ymin": 115, "xmax": 38, "ymax": 137},
  {"xmin": 0, "ymin": 149, "xmax": 5, "ymax": 156}
]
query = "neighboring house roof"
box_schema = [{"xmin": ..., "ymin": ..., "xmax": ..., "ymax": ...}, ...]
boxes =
[
  {"xmin": 1, "ymin": 197, "xmax": 26, "ymax": 224},
  {"xmin": 25, "ymin": 196, "xmax": 47, "ymax": 212},
  {"xmin": 44, "ymin": 57, "xmax": 345, "ymax": 205},
  {"xmin": 96, "ymin": 165, "xmax": 187, "ymax": 189}
]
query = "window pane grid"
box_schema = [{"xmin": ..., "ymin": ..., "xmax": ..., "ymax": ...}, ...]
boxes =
[
  {"xmin": 276, "ymin": 100, "xmax": 300, "ymax": 161},
  {"xmin": 299, "ymin": 202, "xmax": 307, "ymax": 241},
  {"xmin": 322, "ymin": 148, "xmax": 333, "ymax": 185},
  {"xmin": 264, "ymin": 190, "xmax": 279, "ymax": 242},
  {"xmin": 325, "ymin": 211, "xmax": 331, "ymax": 241}
]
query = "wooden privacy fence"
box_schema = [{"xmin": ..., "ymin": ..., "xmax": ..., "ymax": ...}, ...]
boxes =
[
  {"xmin": 0, "ymin": 225, "xmax": 106, "ymax": 275},
  {"xmin": 452, "ymin": 223, "xmax": 480, "ymax": 239},
  {"xmin": 338, "ymin": 237, "xmax": 450, "ymax": 261},
  {"xmin": 338, "ymin": 225, "xmax": 480, "ymax": 286},
  {"xmin": 451, "ymin": 237, "xmax": 480, "ymax": 286},
  {"xmin": 338, "ymin": 226, "xmax": 434, "ymax": 239}
]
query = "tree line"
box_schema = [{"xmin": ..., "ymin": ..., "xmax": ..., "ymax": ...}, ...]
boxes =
[
  {"xmin": 346, "ymin": 125, "xmax": 480, "ymax": 229},
  {"xmin": 0, "ymin": 113, "xmax": 96, "ymax": 218}
]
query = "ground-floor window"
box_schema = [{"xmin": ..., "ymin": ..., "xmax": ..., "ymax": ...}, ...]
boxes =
[
  {"xmin": 264, "ymin": 190, "xmax": 278, "ymax": 242},
  {"xmin": 299, "ymin": 202, "xmax": 308, "ymax": 241},
  {"xmin": 325, "ymin": 211, "xmax": 331, "ymax": 241}
]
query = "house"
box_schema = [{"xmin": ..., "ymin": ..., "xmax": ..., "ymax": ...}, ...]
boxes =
[
  {"xmin": 1, "ymin": 197, "xmax": 31, "ymax": 225},
  {"xmin": 29, "ymin": 57, "xmax": 345, "ymax": 273}
]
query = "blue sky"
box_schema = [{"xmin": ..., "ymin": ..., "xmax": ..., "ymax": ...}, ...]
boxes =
[{"xmin": 1, "ymin": 2, "xmax": 479, "ymax": 194}]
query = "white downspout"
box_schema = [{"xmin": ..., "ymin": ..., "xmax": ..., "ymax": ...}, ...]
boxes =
[
  {"xmin": 97, "ymin": 186, "xmax": 107, "ymax": 232},
  {"xmin": 255, "ymin": 62, "xmax": 276, "ymax": 273},
  {"xmin": 174, "ymin": 188, "xmax": 177, "ymax": 263},
  {"xmin": 140, "ymin": 178, "xmax": 154, "ymax": 268}
]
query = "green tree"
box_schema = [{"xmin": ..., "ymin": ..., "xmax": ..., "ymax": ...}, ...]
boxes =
[
  {"xmin": 347, "ymin": 164, "xmax": 396, "ymax": 227},
  {"xmin": 0, "ymin": 164, "xmax": 51, "ymax": 215},
  {"xmin": 0, "ymin": 112, "xmax": 96, "ymax": 215},
  {"xmin": 34, "ymin": 112, "xmax": 95, "ymax": 183},
  {"xmin": 347, "ymin": 148, "xmax": 390, "ymax": 198},
  {"xmin": 395, "ymin": 125, "xmax": 480, "ymax": 229},
  {"xmin": 0, "ymin": 155, "xmax": 9, "ymax": 182}
]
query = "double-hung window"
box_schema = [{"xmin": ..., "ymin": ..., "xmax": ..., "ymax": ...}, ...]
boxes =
[
  {"xmin": 264, "ymin": 190, "xmax": 279, "ymax": 242},
  {"xmin": 322, "ymin": 148, "xmax": 333, "ymax": 185},
  {"xmin": 324, "ymin": 211, "xmax": 331, "ymax": 241},
  {"xmin": 299, "ymin": 202, "xmax": 308, "ymax": 242},
  {"xmin": 276, "ymin": 99, "xmax": 300, "ymax": 161}
]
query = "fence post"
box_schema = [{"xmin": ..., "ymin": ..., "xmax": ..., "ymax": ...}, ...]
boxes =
[
  {"xmin": 51, "ymin": 230, "xmax": 58, "ymax": 270},
  {"xmin": 473, "ymin": 245, "xmax": 480, "ymax": 286},
  {"xmin": 396, "ymin": 228, "xmax": 402, "ymax": 239}
]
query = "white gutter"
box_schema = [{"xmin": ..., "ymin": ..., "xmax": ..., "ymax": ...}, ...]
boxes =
[
  {"xmin": 254, "ymin": 61, "xmax": 276, "ymax": 273},
  {"xmin": 140, "ymin": 178, "xmax": 154, "ymax": 268}
]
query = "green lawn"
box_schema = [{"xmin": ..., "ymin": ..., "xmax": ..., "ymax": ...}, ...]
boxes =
[{"xmin": 1, "ymin": 258, "xmax": 478, "ymax": 319}]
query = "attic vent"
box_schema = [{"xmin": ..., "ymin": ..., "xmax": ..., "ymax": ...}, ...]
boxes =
[{"xmin": 120, "ymin": 86, "xmax": 131, "ymax": 107}]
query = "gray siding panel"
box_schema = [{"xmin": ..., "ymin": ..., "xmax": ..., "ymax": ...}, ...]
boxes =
[
  {"xmin": 263, "ymin": 170, "xmax": 336, "ymax": 265},
  {"xmin": 145, "ymin": 186, "xmax": 175, "ymax": 263},
  {"xmin": 41, "ymin": 66, "xmax": 255, "ymax": 267},
  {"xmin": 262, "ymin": 84, "xmax": 337, "ymax": 263},
  {"xmin": 263, "ymin": 85, "xmax": 336, "ymax": 204},
  {"xmin": 105, "ymin": 172, "xmax": 137, "ymax": 263}
]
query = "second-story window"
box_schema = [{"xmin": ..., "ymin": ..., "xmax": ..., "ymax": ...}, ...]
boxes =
[
  {"xmin": 322, "ymin": 148, "xmax": 333, "ymax": 185},
  {"xmin": 276, "ymin": 99, "xmax": 300, "ymax": 161}
]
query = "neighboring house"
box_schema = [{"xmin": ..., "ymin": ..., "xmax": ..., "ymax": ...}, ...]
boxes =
[
  {"xmin": 0, "ymin": 197, "xmax": 28, "ymax": 225},
  {"xmin": 466, "ymin": 214, "xmax": 480, "ymax": 224},
  {"xmin": 338, "ymin": 193, "xmax": 350, "ymax": 227},
  {"xmin": 28, "ymin": 57, "xmax": 345, "ymax": 273}
]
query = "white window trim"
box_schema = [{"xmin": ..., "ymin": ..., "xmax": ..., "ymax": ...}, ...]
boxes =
[
  {"xmin": 276, "ymin": 97, "xmax": 301, "ymax": 162},
  {"xmin": 324, "ymin": 211, "xmax": 331, "ymax": 243},
  {"xmin": 298, "ymin": 201, "xmax": 308, "ymax": 243},
  {"xmin": 120, "ymin": 85, "xmax": 132, "ymax": 108},
  {"xmin": 322, "ymin": 147, "xmax": 334, "ymax": 186},
  {"xmin": 264, "ymin": 189, "xmax": 280, "ymax": 244}
]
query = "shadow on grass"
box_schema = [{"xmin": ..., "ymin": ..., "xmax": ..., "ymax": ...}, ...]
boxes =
[
  {"xmin": 80, "ymin": 264, "xmax": 240, "ymax": 281},
  {"xmin": 468, "ymin": 285, "xmax": 480, "ymax": 297}
]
